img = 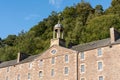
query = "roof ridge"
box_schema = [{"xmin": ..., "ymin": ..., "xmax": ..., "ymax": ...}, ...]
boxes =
[{"xmin": 72, "ymin": 38, "xmax": 110, "ymax": 48}]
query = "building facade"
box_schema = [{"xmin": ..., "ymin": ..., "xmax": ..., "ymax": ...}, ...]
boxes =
[{"xmin": 0, "ymin": 22, "xmax": 120, "ymax": 80}]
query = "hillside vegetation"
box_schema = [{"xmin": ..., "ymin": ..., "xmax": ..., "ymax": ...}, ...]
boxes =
[{"xmin": 0, "ymin": 0, "xmax": 120, "ymax": 61}]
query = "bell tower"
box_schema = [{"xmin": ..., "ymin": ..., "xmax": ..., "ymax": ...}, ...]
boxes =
[
  {"xmin": 50, "ymin": 21, "xmax": 65, "ymax": 47},
  {"xmin": 53, "ymin": 21, "xmax": 64, "ymax": 39}
]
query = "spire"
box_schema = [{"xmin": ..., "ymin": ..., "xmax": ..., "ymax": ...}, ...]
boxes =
[{"xmin": 58, "ymin": 13, "xmax": 61, "ymax": 24}]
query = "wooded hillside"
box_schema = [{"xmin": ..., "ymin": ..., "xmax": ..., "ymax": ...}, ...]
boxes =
[{"xmin": 0, "ymin": 0, "xmax": 120, "ymax": 61}]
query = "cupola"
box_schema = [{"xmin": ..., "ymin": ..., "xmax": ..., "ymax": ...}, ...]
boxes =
[
  {"xmin": 53, "ymin": 21, "xmax": 64, "ymax": 39},
  {"xmin": 50, "ymin": 20, "xmax": 65, "ymax": 47}
]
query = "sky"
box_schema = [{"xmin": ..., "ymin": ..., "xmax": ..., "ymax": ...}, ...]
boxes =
[{"xmin": 0, "ymin": 0, "xmax": 112, "ymax": 39}]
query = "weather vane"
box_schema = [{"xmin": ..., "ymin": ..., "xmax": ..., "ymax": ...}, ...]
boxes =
[{"xmin": 58, "ymin": 13, "xmax": 61, "ymax": 24}]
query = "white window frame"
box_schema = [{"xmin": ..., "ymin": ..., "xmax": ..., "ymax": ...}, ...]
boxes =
[
  {"xmin": 97, "ymin": 61, "xmax": 103, "ymax": 71},
  {"xmin": 80, "ymin": 64, "xmax": 85, "ymax": 73},
  {"xmin": 80, "ymin": 52, "xmax": 85, "ymax": 60},
  {"xmin": 39, "ymin": 71, "xmax": 43, "ymax": 78},
  {"xmin": 97, "ymin": 48, "xmax": 102, "ymax": 57}
]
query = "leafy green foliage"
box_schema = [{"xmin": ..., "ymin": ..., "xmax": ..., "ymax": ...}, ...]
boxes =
[
  {"xmin": 106, "ymin": 0, "xmax": 120, "ymax": 14},
  {"xmin": 0, "ymin": 0, "xmax": 120, "ymax": 61}
]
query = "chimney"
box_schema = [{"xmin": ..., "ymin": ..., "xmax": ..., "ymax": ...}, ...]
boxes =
[
  {"xmin": 17, "ymin": 52, "xmax": 29, "ymax": 63},
  {"xmin": 110, "ymin": 27, "xmax": 120, "ymax": 43}
]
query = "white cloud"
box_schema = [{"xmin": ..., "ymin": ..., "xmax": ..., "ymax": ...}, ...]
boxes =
[
  {"xmin": 24, "ymin": 14, "xmax": 40, "ymax": 20},
  {"xmin": 49, "ymin": 0, "xmax": 63, "ymax": 8},
  {"xmin": 49, "ymin": 0, "xmax": 55, "ymax": 5}
]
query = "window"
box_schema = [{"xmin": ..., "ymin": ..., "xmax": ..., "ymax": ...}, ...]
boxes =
[
  {"xmin": 17, "ymin": 74, "xmax": 20, "ymax": 80},
  {"xmin": 81, "ymin": 65, "xmax": 85, "ymax": 73},
  {"xmin": 51, "ymin": 57, "xmax": 55, "ymax": 64},
  {"xmin": 28, "ymin": 73, "xmax": 30, "ymax": 80},
  {"xmin": 81, "ymin": 78, "xmax": 85, "ymax": 80},
  {"xmin": 98, "ymin": 48, "xmax": 102, "ymax": 56},
  {"xmin": 29, "ymin": 63, "xmax": 32, "ymax": 69},
  {"xmin": 51, "ymin": 69, "xmax": 54, "ymax": 76},
  {"xmin": 80, "ymin": 52, "xmax": 84, "ymax": 60},
  {"xmin": 39, "ymin": 71, "xmax": 43, "ymax": 78},
  {"xmin": 39, "ymin": 60, "xmax": 43, "ymax": 66},
  {"xmin": 65, "ymin": 55, "xmax": 69, "ymax": 63},
  {"xmin": 99, "ymin": 76, "xmax": 103, "ymax": 80},
  {"xmin": 51, "ymin": 49, "xmax": 56, "ymax": 54},
  {"xmin": 98, "ymin": 62, "xmax": 103, "ymax": 70},
  {"xmin": 64, "ymin": 67, "xmax": 69, "ymax": 75},
  {"xmin": 6, "ymin": 76, "xmax": 8, "ymax": 80},
  {"xmin": 7, "ymin": 67, "xmax": 9, "ymax": 72}
]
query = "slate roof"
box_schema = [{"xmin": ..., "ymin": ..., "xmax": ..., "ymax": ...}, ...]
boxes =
[
  {"xmin": 0, "ymin": 54, "xmax": 38, "ymax": 68},
  {"xmin": 0, "ymin": 60, "xmax": 17, "ymax": 68},
  {"xmin": 71, "ymin": 38, "xmax": 120, "ymax": 52}
]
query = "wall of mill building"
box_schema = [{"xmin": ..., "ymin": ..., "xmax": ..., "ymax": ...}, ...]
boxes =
[{"xmin": 0, "ymin": 44, "xmax": 120, "ymax": 80}]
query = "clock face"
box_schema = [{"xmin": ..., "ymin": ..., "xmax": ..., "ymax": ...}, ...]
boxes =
[{"xmin": 51, "ymin": 49, "xmax": 56, "ymax": 54}]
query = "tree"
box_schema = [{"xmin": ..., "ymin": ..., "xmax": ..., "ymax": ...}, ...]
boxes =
[
  {"xmin": 106, "ymin": 0, "xmax": 120, "ymax": 14},
  {"xmin": 3, "ymin": 35, "xmax": 17, "ymax": 46},
  {"xmin": 62, "ymin": 6, "xmax": 76, "ymax": 18},
  {"xmin": 0, "ymin": 38, "xmax": 3, "ymax": 47},
  {"xmin": 76, "ymin": 2, "xmax": 93, "ymax": 25},
  {"xmin": 95, "ymin": 5, "xmax": 104, "ymax": 16},
  {"xmin": 85, "ymin": 14, "xmax": 120, "ymax": 42}
]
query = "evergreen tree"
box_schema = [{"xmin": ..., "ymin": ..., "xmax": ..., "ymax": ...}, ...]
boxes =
[{"xmin": 95, "ymin": 5, "xmax": 104, "ymax": 16}]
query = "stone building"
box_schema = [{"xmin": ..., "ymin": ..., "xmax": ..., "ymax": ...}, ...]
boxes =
[{"xmin": 0, "ymin": 22, "xmax": 120, "ymax": 80}]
